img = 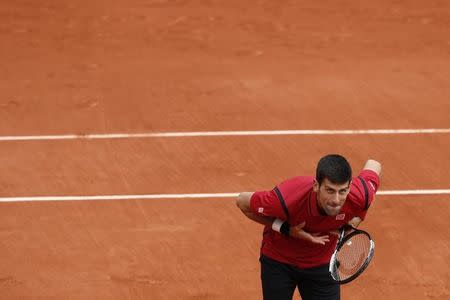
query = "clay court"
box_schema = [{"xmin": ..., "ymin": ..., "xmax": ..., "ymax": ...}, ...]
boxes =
[{"xmin": 1, "ymin": 0, "xmax": 450, "ymax": 299}]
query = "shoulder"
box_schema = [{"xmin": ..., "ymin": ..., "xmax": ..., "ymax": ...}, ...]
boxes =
[{"xmin": 276, "ymin": 176, "xmax": 314, "ymax": 205}]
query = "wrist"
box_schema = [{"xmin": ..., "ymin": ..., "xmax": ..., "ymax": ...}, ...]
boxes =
[{"xmin": 272, "ymin": 218, "xmax": 290, "ymax": 236}]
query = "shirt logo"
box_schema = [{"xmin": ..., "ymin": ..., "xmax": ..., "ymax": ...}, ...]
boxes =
[{"xmin": 336, "ymin": 213, "xmax": 345, "ymax": 220}]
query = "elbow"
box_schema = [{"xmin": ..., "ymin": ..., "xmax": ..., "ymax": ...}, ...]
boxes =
[
  {"xmin": 365, "ymin": 159, "xmax": 382, "ymax": 176},
  {"xmin": 236, "ymin": 193, "xmax": 245, "ymax": 210},
  {"xmin": 372, "ymin": 160, "xmax": 382, "ymax": 176},
  {"xmin": 370, "ymin": 158, "xmax": 381, "ymax": 166},
  {"xmin": 236, "ymin": 192, "xmax": 252, "ymax": 212}
]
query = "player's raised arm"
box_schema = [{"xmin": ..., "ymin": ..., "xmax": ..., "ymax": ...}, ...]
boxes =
[{"xmin": 348, "ymin": 159, "xmax": 382, "ymax": 228}]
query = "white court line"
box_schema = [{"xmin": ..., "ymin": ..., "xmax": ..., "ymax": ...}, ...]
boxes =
[
  {"xmin": 1, "ymin": 128, "xmax": 450, "ymax": 141},
  {"xmin": 1, "ymin": 189, "xmax": 450, "ymax": 202}
]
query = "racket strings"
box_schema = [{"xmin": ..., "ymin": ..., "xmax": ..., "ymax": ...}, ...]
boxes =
[{"xmin": 335, "ymin": 234, "xmax": 371, "ymax": 279}]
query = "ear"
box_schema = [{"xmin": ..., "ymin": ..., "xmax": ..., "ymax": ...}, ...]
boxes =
[{"xmin": 313, "ymin": 179, "xmax": 319, "ymax": 192}]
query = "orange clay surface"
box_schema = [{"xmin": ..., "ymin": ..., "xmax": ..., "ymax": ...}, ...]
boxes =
[{"xmin": 1, "ymin": 1, "xmax": 450, "ymax": 299}]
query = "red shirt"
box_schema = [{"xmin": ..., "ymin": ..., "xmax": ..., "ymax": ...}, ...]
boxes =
[{"xmin": 250, "ymin": 170, "xmax": 380, "ymax": 269}]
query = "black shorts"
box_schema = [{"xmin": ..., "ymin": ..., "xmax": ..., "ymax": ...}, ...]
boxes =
[{"xmin": 260, "ymin": 255, "xmax": 340, "ymax": 300}]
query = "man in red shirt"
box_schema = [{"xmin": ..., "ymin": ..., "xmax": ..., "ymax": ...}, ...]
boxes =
[{"xmin": 236, "ymin": 154, "xmax": 381, "ymax": 300}]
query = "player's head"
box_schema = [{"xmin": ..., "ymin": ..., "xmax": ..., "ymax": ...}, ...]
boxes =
[{"xmin": 313, "ymin": 154, "xmax": 352, "ymax": 216}]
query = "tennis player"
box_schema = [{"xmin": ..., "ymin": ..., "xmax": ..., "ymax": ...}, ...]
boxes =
[{"xmin": 236, "ymin": 154, "xmax": 381, "ymax": 300}]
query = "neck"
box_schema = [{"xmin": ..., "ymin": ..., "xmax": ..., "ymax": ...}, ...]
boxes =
[{"xmin": 316, "ymin": 195, "xmax": 327, "ymax": 216}]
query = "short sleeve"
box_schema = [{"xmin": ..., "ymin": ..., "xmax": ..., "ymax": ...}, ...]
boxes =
[
  {"xmin": 249, "ymin": 190, "xmax": 287, "ymax": 220},
  {"xmin": 359, "ymin": 169, "xmax": 380, "ymax": 195},
  {"xmin": 353, "ymin": 169, "xmax": 380, "ymax": 220}
]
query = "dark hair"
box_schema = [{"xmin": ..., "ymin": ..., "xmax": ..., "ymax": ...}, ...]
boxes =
[{"xmin": 315, "ymin": 154, "xmax": 352, "ymax": 185}]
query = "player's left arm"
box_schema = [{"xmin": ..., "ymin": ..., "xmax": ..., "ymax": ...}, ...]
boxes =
[{"xmin": 348, "ymin": 159, "xmax": 382, "ymax": 227}]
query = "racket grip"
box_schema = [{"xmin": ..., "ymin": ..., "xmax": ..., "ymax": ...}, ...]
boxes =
[{"xmin": 342, "ymin": 224, "xmax": 354, "ymax": 231}]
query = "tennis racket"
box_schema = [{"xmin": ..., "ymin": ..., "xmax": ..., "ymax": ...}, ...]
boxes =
[{"xmin": 329, "ymin": 225, "xmax": 375, "ymax": 284}]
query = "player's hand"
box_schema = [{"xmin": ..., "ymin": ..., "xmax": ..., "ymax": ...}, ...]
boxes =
[
  {"xmin": 347, "ymin": 216, "xmax": 362, "ymax": 228},
  {"xmin": 289, "ymin": 222, "xmax": 331, "ymax": 245}
]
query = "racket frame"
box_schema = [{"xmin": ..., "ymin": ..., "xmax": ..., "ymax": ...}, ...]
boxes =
[{"xmin": 329, "ymin": 226, "xmax": 375, "ymax": 284}]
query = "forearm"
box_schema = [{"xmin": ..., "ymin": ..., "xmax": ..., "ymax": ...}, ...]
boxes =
[
  {"xmin": 236, "ymin": 192, "xmax": 274, "ymax": 227},
  {"xmin": 241, "ymin": 210, "xmax": 275, "ymax": 227}
]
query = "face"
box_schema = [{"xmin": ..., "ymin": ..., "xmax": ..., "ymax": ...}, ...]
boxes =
[{"xmin": 313, "ymin": 178, "xmax": 351, "ymax": 216}]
